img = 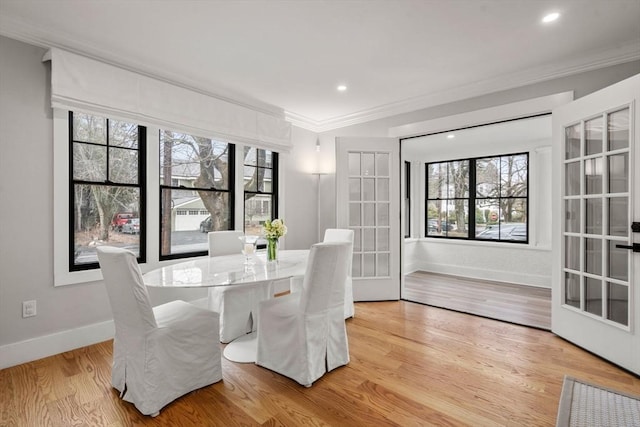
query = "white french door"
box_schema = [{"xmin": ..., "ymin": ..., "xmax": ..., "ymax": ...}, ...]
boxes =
[
  {"xmin": 552, "ymin": 74, "xmax": 639, "ymax": 375},
  {"xmin": 336, "ymin": 137, "xmax": 400, "ymax": 301}
]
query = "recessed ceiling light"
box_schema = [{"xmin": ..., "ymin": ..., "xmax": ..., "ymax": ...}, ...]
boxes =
[
  {"xmin": 447, "ymin": 134, "xmax": 455, "ymax": 139},
  {"xmin": 542, "ymin": 12, "xmax": 560, "ymax": 23},
  {"xmin": 337, "ymin": 85, "xmax": 347, "ymax": 92}
]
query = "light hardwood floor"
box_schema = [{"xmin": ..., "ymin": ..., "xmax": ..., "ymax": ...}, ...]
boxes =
[
  {"xmin": 404, "ymin": 271, "xmax": 552, "ymax": 330},
  {"xmin": 2, "ymin": 301, "xmax": 638, "ymax": 426}
]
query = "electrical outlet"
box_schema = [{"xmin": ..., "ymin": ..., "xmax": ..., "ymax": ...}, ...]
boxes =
[{"xmin": 22, "ymin": 300, "xmax": 37, "ymax": 318}]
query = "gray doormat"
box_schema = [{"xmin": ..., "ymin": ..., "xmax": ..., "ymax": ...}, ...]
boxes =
[{"xmin": 556, "ymin": 375, "xmax": 640, "ymax": 426}]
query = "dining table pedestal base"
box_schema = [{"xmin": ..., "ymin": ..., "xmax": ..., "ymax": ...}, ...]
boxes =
[{"xmin": 223, "ymin": 331, "xmax": 257, "ymax": 363}]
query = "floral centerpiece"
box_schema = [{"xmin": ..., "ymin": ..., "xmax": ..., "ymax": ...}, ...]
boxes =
[{"xmin": 262, "ymin": 218, "xmax": 287, "ymax": 262}]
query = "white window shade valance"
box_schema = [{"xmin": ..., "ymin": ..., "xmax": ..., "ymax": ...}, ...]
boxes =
[{"xmin": 45, "ymin": 48, "xmax": 291, "ymax": 152}]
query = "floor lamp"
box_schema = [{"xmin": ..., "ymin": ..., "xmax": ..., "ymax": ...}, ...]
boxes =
[
  {"xmin": 313, "ymin": 172, "xmax": 327, "ymax": 242},
  {"xmin": 313, "ymin": 137, "xmax": 327, "ymax": 242}
]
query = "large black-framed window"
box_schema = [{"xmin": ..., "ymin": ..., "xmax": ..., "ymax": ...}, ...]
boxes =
[
  {"xmin": 69, "ymin": 111, "xmax": 146, "ymax": 271},
  {"xmin": 426, "ymin": 152, "xmax": 528, "ymax": 243},
  {"xmin": 243, "ymin": 147, "xmax": 278, "ymax": 236},
  {"xmin": 404, "ymin": 161, "xmax": 411, "ymax": 238},
  {"xmin": 159, "ymin": 130, "xmax": 234, "ymax": 260}
]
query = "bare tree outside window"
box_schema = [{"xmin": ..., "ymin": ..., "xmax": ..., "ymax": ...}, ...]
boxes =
[
  {"xmin": 426, "ymin": 152, "xmax": 528, "ymax": 243},
  {"xmin": 244, "ymin": 146, "xmax": 277, "ymax": 236},
  {"xmin": 70, "ymin": 112, "xmax": 145, "ymax": 270},
  {"xmin": 159, "ymin": 130, "xmax": 232, "ymax": 258},
  {"xmin": 476, "ymin": 154, "xmax": 528, "ymax": 241},
  {"xmin": 70, "ymin": 114, "xmax": 281, "ymax": 267},
  {"xmin": 158, "ymin": 137, "xmax": 278, "ymax": 257},
  {"xmin": 426, "ymin": 161, "xmax": 469, "ymax": 238}
]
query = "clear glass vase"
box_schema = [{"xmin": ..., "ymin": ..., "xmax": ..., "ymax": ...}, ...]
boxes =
[
  {"xmin": 267, "ymin": 238, "xmax": 278, "ymax": 262},
  {"xmin": 239, "ymin": 235, "xmax": 257, "ymax": 265}
]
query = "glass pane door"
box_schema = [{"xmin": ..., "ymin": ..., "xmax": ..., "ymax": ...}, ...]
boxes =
[
  {"xmin": 337, "ymin": 137, "xmax": 400, "ymax": 301},
  {"xmin": 562, "ymin": 107, "xmax": 631, "ymax": 327},
  {"xmin": 348, "ymin": 151, "xmax": 391, "ymax": 278}
]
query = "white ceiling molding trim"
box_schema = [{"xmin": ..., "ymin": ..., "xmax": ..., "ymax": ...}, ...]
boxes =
[
  {"xmin": 45, "ymin": 48, "xmax": 291, "ymax": 152},
  {"xmin": 389, "ymin": 91, "xmax": 574, "ymax": 138},
  {"xmin": 292, "ymin": 42, "xmax": 639, "ymax": 133},
  {"xmin": 2, "ymin": 10, "xmax": 638, "ymax": 135},
  {"xmin": 0, "ymin": 14, "xmax": 284, "ymax": 119},
  {"xmin": 284, "ymin": 111, "xmax": 324, "ymax": 134}
]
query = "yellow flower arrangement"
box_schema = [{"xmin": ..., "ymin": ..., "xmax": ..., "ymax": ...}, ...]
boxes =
[
  {"xmin": 263, "ymin": 219, "xmax": 286, "ymax": 261},
  {"xmin": 263, "ymin": 218, "xmax": 287, "ymax": 239}
]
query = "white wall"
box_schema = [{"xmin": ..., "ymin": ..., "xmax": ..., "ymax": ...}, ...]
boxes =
[
  {"xmin": 0, "ymin": 36, "xmax": 317, "ymax": 368},
  {"xmin": 399, "ymin": 114, "xmax": 553, "ymax": 288},
  {"xmin": 316, "ymin": 61, "xmax": 640, "ymax": 289},
  {"xmin": 0, "ymin": 37, "xmax": 114, "ymax": 367},
  {"xmin": 1, "ymin": 33, "xmax": 639, "ymax": 368},
  {"xmin": 310, "ymin": 64, "xmax": 640, "ymax": 256},
  {"xmin": 281, "ymin": 126, "xmax": 321, "ymax": 249}
]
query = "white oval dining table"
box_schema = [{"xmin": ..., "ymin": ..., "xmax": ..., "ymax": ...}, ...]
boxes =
[{"xmin": 142, "ymin": 249, "xmax": 309, "ymax": 363}]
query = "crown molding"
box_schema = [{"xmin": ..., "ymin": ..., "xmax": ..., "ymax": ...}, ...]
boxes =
[
  {"xmin": 0, "ymin": 15, "xmax": 286, "ymax": 119},
  {"xmin": 389, "ymin": 91, "xmax": 573, "ymax": 138},
  {"xmin": 284, "ymin": 111, "xmax": 325, "ymax": 133},
  {"xmin": 3, "ymin": 13, "xmax": 637, "ymax": 134},
  {"xmin": 289, "ymin": 41, "xmax": 640, "ymax": 133}
]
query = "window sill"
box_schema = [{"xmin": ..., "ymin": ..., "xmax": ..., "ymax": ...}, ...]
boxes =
[{"xmin": 416, "ymin": 237, "xmax": 551, "ymax": 252}]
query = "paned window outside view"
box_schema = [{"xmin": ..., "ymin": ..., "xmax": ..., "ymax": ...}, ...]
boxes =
[
  {"xmin": 158, "ymin": 137, "xmax": 277, "ymax": 257},
  {"xmin": 244, "ymin": 146, "xmax": 276, "ymax": 237},
  {"xmin": 426, "ymin": 153, "xmax": 528, "ymax": 242},
  {"xmin": 71, "ymin": 112, "xmax": 144, "ymax": 269},
  {"xmin": 70, "ymin": 111, "xmax": 279, "ymax": 269},
  {"xmin": 159, "ymin": 130, "xmax": 232, "ymax": 257}
]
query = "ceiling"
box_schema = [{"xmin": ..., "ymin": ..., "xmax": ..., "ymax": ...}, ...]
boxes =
[
  {"xmin": 1, "ymin": 0, "xmax": 639, "ymax": 132},
  {"xmin": 403, "ymin": 115, "xmax": 551, "ymax": 159}
]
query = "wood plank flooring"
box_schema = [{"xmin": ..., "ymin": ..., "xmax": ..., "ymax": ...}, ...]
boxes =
[
  {"xmin": 404, "ymin": 271, "xmax": 552, "ymax": 330},
  {"xmin": 2, "ymin": 301, "xmax": 638, "ymax": 426}
]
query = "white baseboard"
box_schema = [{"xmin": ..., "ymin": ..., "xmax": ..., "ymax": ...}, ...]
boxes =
[
  {"xmin": 1, "ymin": 263, "xmax": 548, "ymax": 370},
  {"xmin": 0, "ymin": 320, "xmax": 115, "ymax": 370},
  {"xmin": 403, "ymin": 261, "xmax": 420, "ymax": 275},
  {"xmin": 415, "ymin": 262, "xmax": 551, "ymax": 288}
]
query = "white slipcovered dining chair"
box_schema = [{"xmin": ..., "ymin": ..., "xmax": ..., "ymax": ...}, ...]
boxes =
[
  {"xmin": 290, "ymin": 228, "xmax": 355, "ymax": 319},
  {"xmin": 96, "ymin": 246, "xmax": 222, "ymax": 417},
  {"xmin": 256, "ymin": 241, "xmax": 351, "ymax": 387},
  {"xmin": 206, "ymin": 230, "xmax": 273, "ymax": 343}
]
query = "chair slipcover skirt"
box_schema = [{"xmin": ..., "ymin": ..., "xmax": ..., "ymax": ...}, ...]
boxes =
[
  {"xmin": 290, "ymin": 228, "xmax": 355, "ymax": 319},
  {"xmin": 113, "ymin": 300, "xmax": 222, "ymax": 415},
  {"xmin": 207, "ymin": 230, "xmax": 273, "ymax": 343},
  {"xmin": 207, "ymin": 281, "xmax": 272, "ymax": 343},
  {"xmin": 97, "ymin": 246, "xmax": 222, "ymax": 416},
  {"xmin": 256, "ymin": 242, "xmax": 350, "ymax": 387}
]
